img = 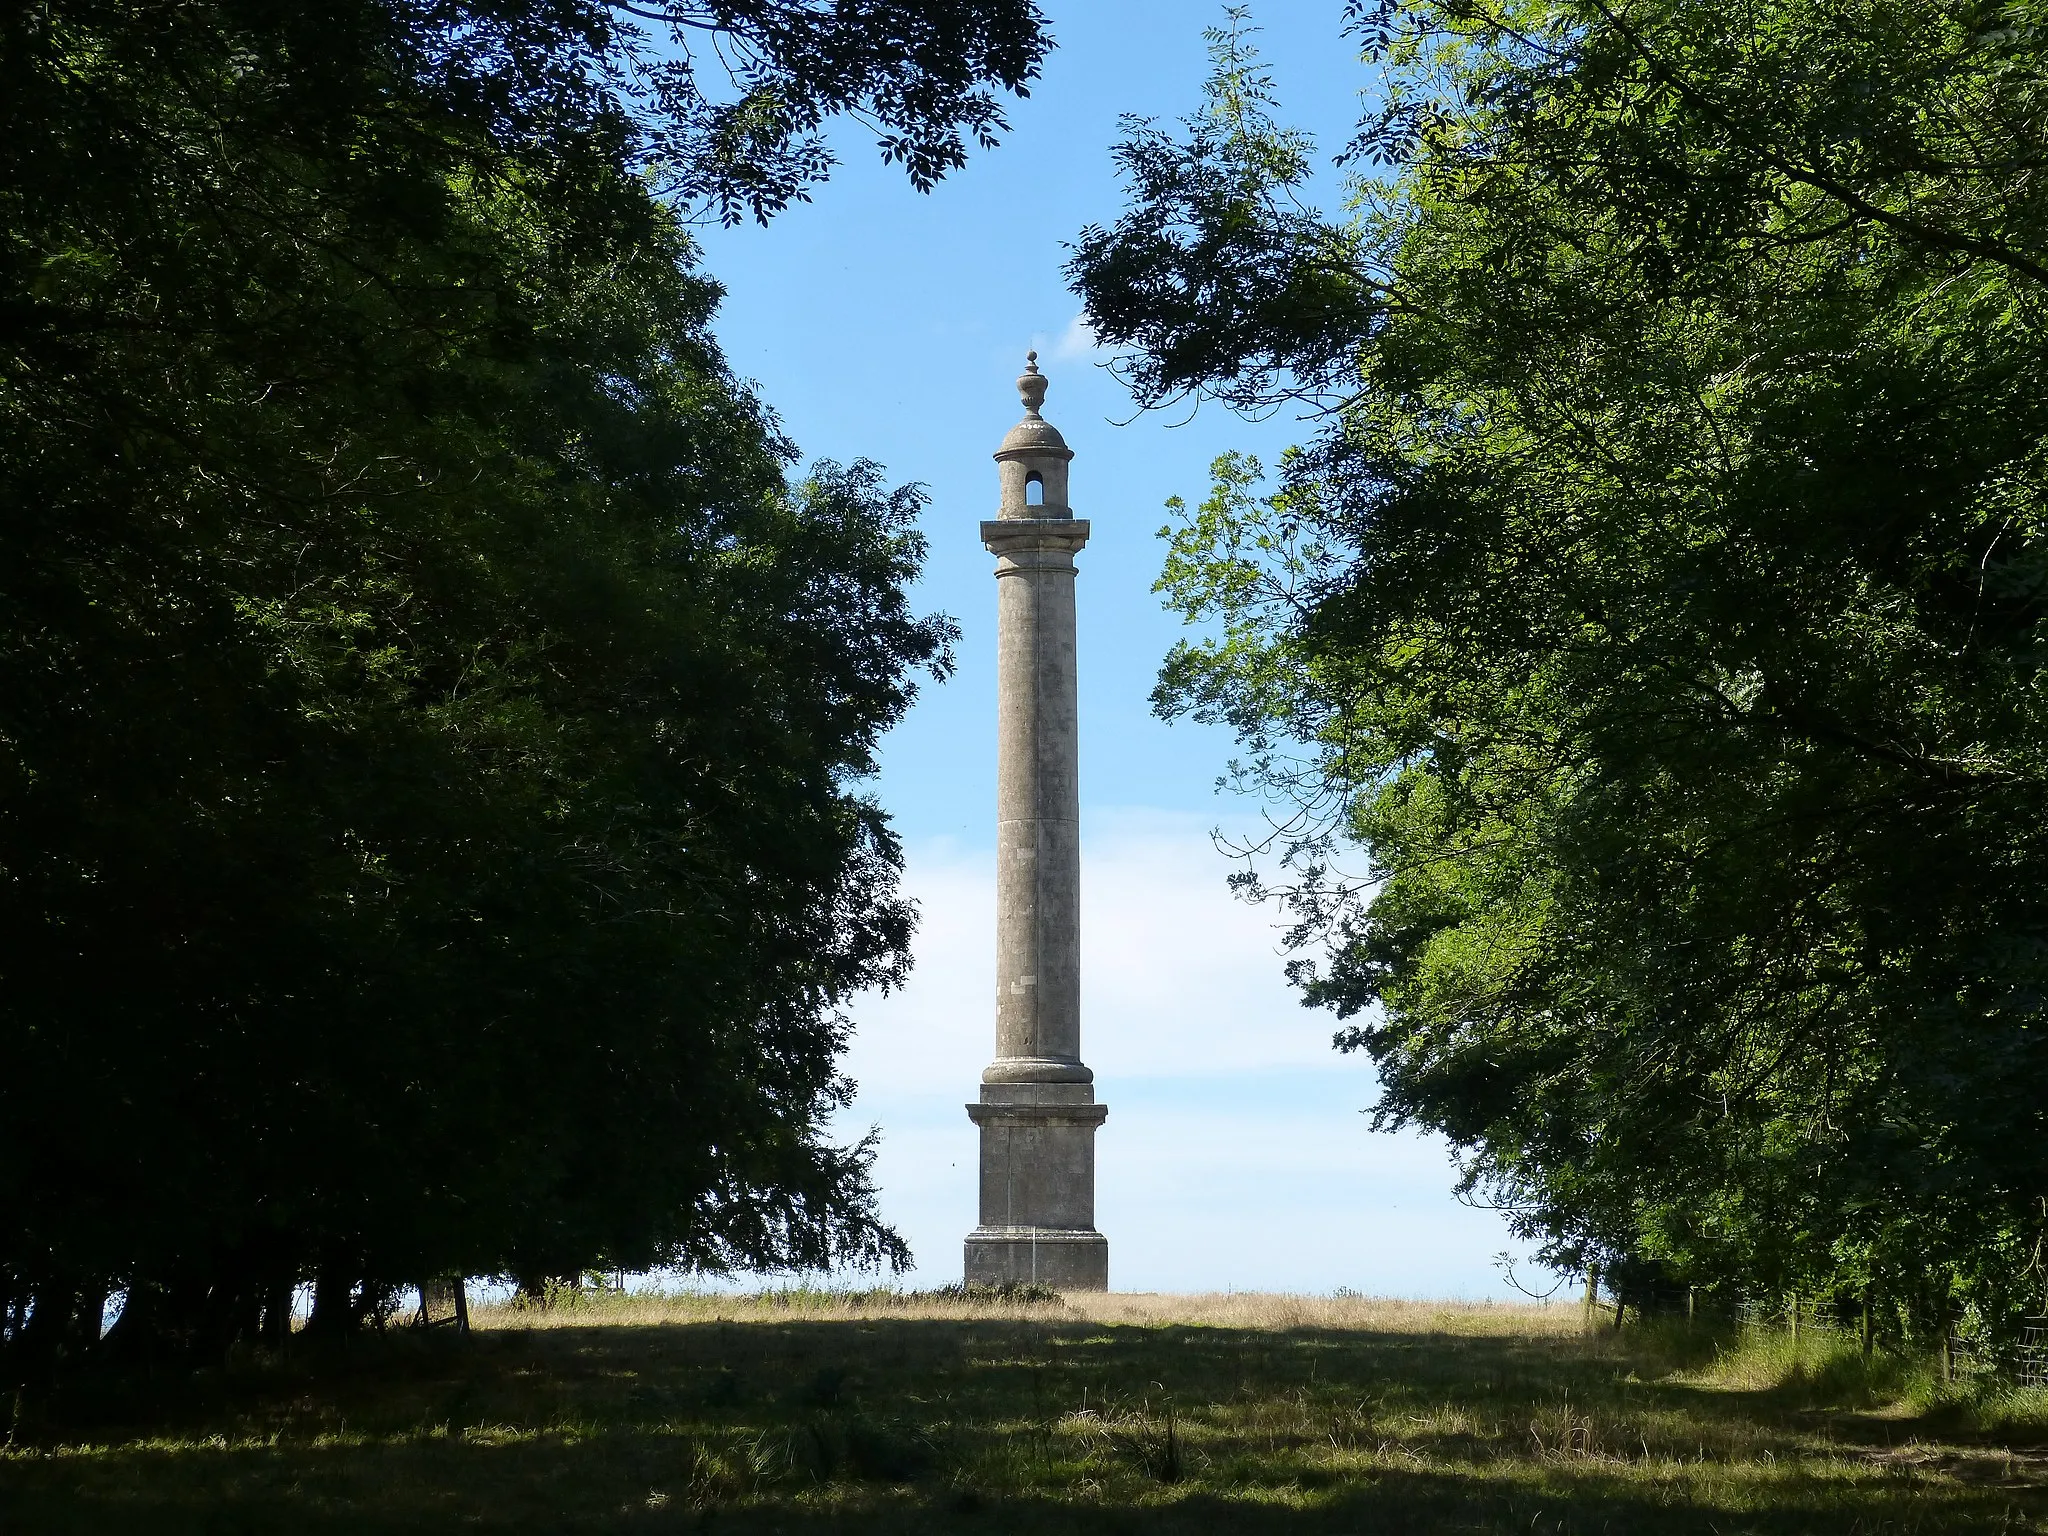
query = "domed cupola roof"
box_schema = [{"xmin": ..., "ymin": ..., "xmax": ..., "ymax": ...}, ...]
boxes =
[{"xmin": 997, "ymin": 352, "xmax": 1073, "ymax": 459}]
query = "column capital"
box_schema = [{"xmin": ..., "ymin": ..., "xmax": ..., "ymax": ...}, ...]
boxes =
[{"xmin": 981, "ymin": 518, "xmax": 1091, "ymax": 559}]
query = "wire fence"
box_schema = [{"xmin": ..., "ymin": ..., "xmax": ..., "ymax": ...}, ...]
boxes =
[
  {"xmin": 2020, "ymin": 1318, "xmax": 2048, "ymax": 1390},
  {"xmin": 1728, "ymin": 1299, "xmax": 2048, "ymax": 1388}
]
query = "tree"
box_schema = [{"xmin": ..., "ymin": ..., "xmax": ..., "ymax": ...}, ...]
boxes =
[
  {"xmin": 1, "ymin": 0, "xmax": 1045, "ymax": 1366},
  {"xmin": 1069, "ymin": 3, "xmax": 2048, "ymax": 1333}
]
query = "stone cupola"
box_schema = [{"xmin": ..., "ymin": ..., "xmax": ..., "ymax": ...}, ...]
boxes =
[{"xmin": 993, "ymin": 351, "xmax": 1075, "ymax": 518}]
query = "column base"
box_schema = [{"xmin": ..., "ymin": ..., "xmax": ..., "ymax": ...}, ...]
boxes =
[
  {"xmin": 964, "ymin": 1226, "xmax": 1108, "ymax": 1289},
  {"xmin": 965, "ymin": 1086, "xmax": 1108, "ymax": 1291}
]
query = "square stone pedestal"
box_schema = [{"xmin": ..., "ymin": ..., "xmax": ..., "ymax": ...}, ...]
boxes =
[{"xmin": 964, "ymin": 1092, "xmax": 1108, "ymax": 1289}]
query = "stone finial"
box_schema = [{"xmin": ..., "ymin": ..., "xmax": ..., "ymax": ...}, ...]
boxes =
[{"xmin": 1018, "ymin": 350, "xmax": 1048, "ymax": 417}]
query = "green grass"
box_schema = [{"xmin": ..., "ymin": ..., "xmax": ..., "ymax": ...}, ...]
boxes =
[{"xmin": 3, "ymin": 1290, "xmax": 2046, "ymax": 1533}]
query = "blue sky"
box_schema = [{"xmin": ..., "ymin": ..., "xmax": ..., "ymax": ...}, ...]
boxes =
[{"xmin": 693, "ymin": 3, "xmax": 1530, "ymax": 1297}]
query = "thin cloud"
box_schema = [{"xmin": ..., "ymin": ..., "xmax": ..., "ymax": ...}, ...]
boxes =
[{"xmin": 1052, "ymin": 312, "xmax": 1103, "ymax": 361}]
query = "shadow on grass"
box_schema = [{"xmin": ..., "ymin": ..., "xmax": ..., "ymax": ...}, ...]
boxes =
[{"xmin": 4, "ymin": 1316, "xmax": 2044, "ymax": 1533}]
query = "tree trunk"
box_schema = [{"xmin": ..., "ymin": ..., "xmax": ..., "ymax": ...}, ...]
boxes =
[
  {"xmin": 14, "ymin": 1281, "xmax": 83, "ymax": 1381},
  {"xmin": 104, "ymin": 1278, "xmax": 204, "ymax": 1367},
  {"xmin": 101, "ymin": 1284, "xmax": 160, "ymax": 1368},
  {"xmin": 259, "ymin": 1279, "xmax": 294, "ymax": 1348},
  {"xmin": 305, "ymin": 1267, "xmax": 358, "ymax": 1339},
  {"xmin": 208, "ymin": 1282, "xmax": 264, "ymax": 1357},
  {"xmin": 1582, "ymin": 1265, "xmax": 1600, "ymax": 1331},
  {"xmin": 1860, "ymin": 1286, "xmax": 1875, "ymax": 1359},
  {"xmin": 79, "ymin": 1283, "xmax": 109, "ymax": 1353}
]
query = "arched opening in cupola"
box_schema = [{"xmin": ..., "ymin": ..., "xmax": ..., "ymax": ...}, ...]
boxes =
[{"xmin": 1025, "ymin": 471, "xmax": 1045, "ymax": 506}]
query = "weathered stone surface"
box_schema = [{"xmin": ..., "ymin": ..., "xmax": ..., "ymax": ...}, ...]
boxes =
[
  {"xmin": 964, "ymin": 1225, "xmax": 1109, "ymax": 1289},
  {"xmin": 965, "ymin": 353, "xmax": 1108, "ymax": 1291}
]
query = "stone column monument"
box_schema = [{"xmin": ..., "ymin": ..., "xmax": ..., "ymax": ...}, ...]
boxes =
[{"xmin": 964, "ymin": 352, "xmax": 1109, "ymax": 1290}]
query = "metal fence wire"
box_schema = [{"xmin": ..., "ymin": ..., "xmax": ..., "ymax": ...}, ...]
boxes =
[
  {"xmin": 1945, "ymin": 1329, "xmax": 1987, "ymax": 1380},
  {"xmin": 2021, "ymin": 1318, "xmax": 2048, "ymax": 1390},
  {"xmin": 1701, "ymin": 1300, "xmax": 2048, "ymax": 1387}
]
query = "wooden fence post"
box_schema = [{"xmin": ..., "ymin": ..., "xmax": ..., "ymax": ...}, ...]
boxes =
[{"xmin": 1936, "ymin": 1288, "xmax": 1954, "ymax": 1384}]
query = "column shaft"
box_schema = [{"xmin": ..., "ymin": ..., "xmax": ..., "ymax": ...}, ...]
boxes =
[{"xmin": 993, "ymin": 536, "xmax": 1082, "ymax": 1070}]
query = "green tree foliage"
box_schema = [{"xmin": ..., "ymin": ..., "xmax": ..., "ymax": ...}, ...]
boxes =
[
  {"xmin": 1070, "ymin": 4, "xmax": 2048, "ymax": 1335},
  {"xmin": 1, "ymin": 0, "xmax": 1045, "ymax": 1366}
]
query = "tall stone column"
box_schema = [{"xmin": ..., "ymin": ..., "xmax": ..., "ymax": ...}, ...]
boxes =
[{"xmin": 964, "ymin": 353, "xmax": 1109, "ymax": 1290}]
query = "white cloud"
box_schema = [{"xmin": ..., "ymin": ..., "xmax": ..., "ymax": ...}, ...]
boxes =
[
  {"xmin": 839, "ymin": 808, "xmax": 1329, "ymax": 1100},
  {"xmin": 834, "ymin": 807, "xmax": 1531, "ymax": 1296},
  {"xmin": 1051, "ymin": 311, "xmax": 1102, "ymax": 361}
]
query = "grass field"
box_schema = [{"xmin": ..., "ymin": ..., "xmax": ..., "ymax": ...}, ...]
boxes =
[{"xmin": 4, "ymin": 1288, "xmax": 2046, "ymax": 1533}]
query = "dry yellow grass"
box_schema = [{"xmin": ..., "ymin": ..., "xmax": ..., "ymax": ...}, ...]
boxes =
[
  {"xmin": 1067, "ymin": 1289, "xmax": 1580, "ymax": 1333},
  {"xmin": 469, "ymin": 1286, "xmax": 1580, "ymax": 1335}
]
